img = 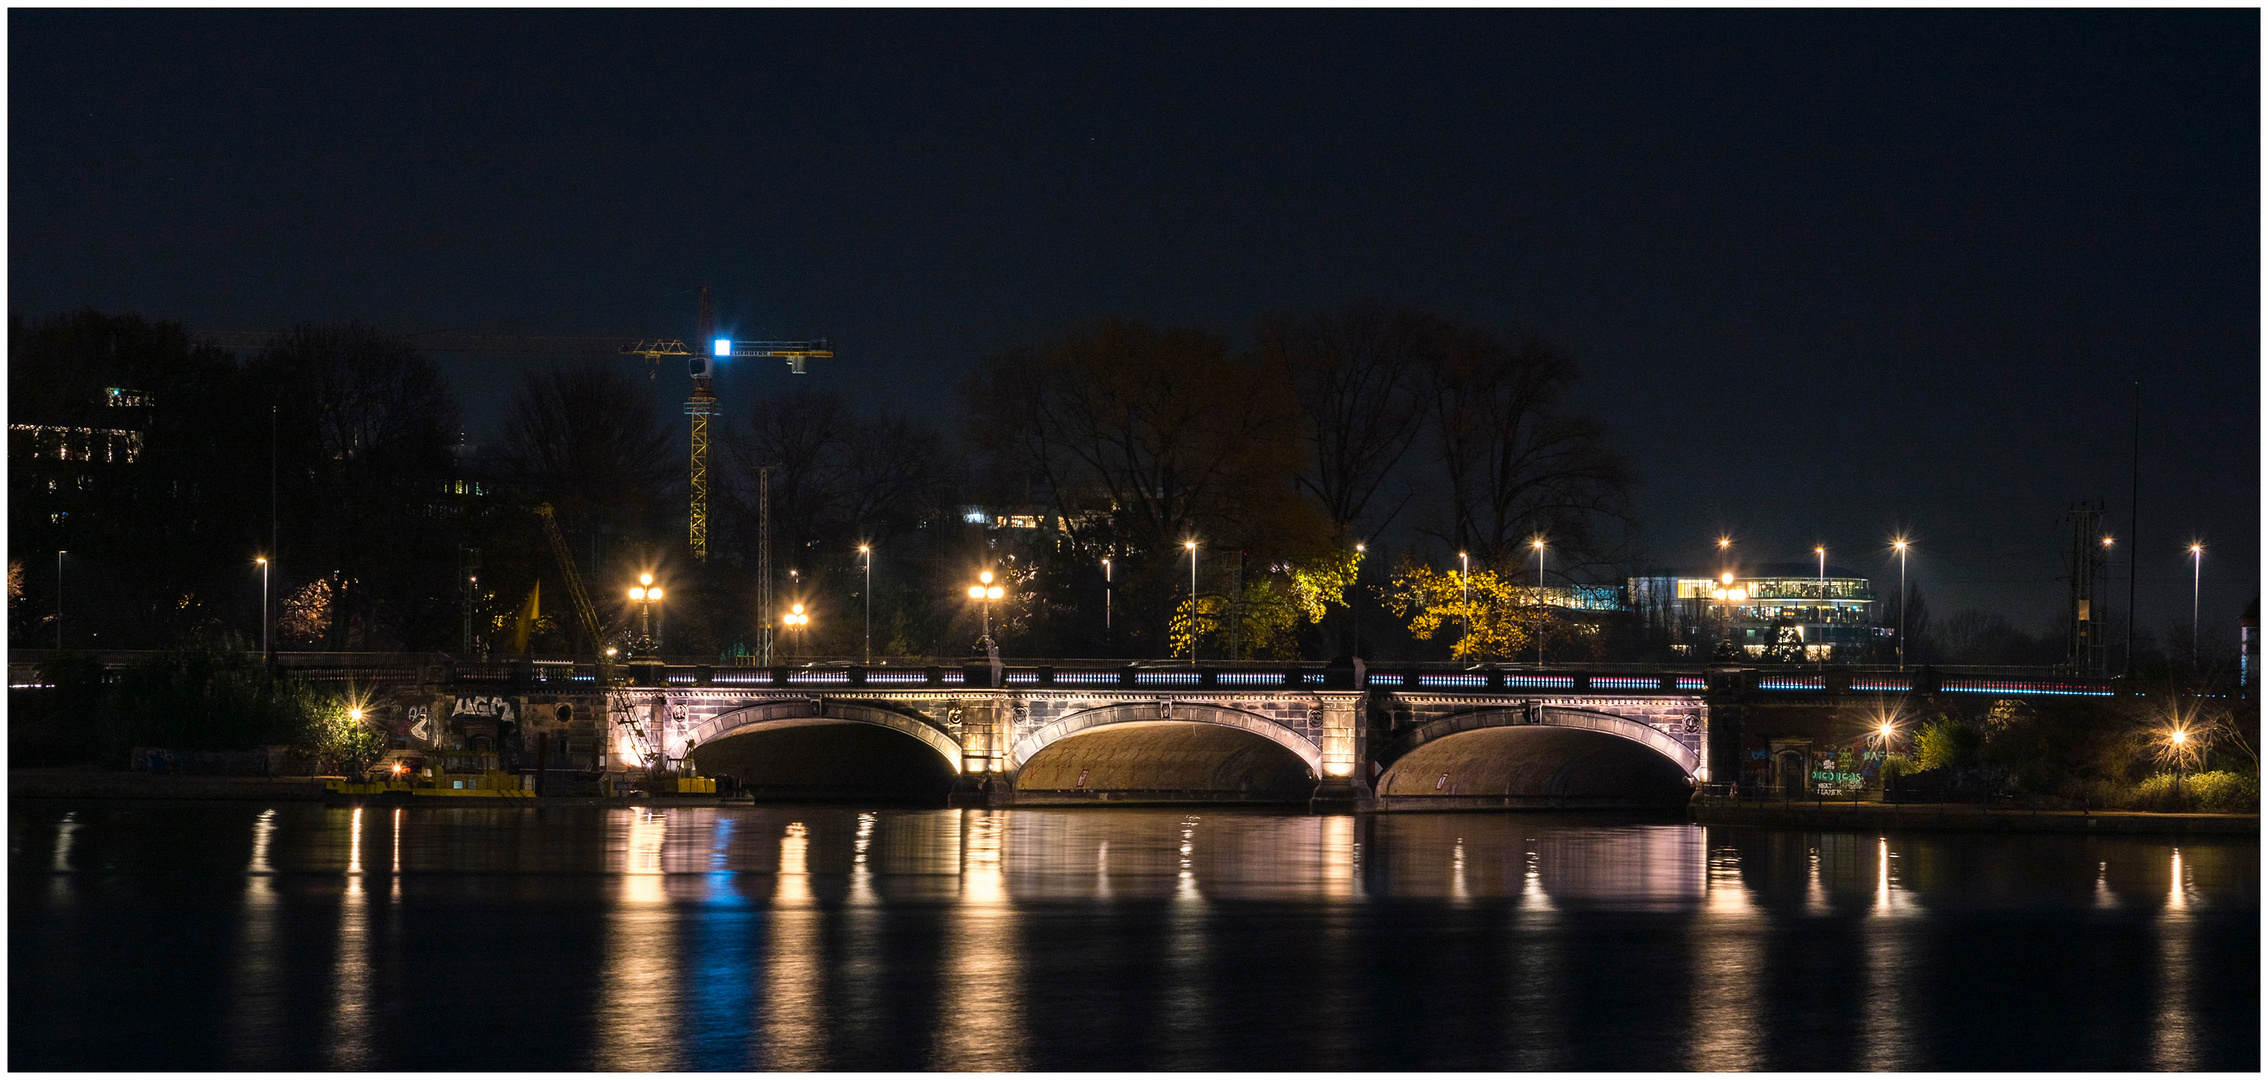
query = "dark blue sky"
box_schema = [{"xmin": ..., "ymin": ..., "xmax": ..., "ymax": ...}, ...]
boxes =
[{"xmin": 11, "ymin": 10, "xmax": 2258, "ymax": 639}]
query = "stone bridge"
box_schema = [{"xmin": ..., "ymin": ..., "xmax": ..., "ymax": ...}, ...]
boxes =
[
  {"xmin": 9, "ymin": 651, "xmax": 2120, "ymax": 809},
  {"xmin": 441, "ymin": 661, "xmax": 1725, "ymax": 809}
]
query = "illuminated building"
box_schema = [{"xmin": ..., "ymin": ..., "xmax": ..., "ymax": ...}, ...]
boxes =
[{"xmin": 1629, "ymin": 562, "xmax": 1878, "ymax": 662}]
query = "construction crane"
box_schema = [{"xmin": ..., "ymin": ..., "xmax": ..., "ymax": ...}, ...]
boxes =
[
  {"xmin": 534, "ymin": 503, "xmax": 616, "ymax": 688},
  {"xmin": 206, "ymin": 285, "xmax": 832, "ymax": 567},
  {"xmin": 619, "ymin": 287, "xmax": 833, "ymax": 563}
]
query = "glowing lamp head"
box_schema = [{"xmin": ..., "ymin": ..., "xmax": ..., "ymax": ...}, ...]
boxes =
[
  {"xmin": 1712, "ymin": 588, "xmax": 1728, "ymax": 600},
  {"xmin": 647, "ymin": 587, "xmax": 662, "ymax": 601},
  {"xmin": 1729, "ymin": 588, "xmax": 1747, "ymax": 601},
  {"xmin": 348, "ymin": 707, "xmax": 364, "ymax": 721},
  {"xmin": 1185, "ymin": 540, "xmax": 1197, "ymax": 551},
  {"xmin": 859, "ymin": 545, "xmax": 869, "ymax": 554},
  {"xmin": 2170, "ymin": 729, "xmax": 2189, "ymax": 745},
  {"xmin": 979, "ymin": 570, "xmax": 994, "ymax": 584},
  {"xmin": 968, "ymin": 585, "xmax": 985, "ymax": 599},
  {"xmin": 1816, "ymin": 546, "xmax": 1826, "ymax": 555},
  {"xmin": 1532, "ymin": 538, "xmax": 1545, "ymax": 551},
  {"xmin": 2190, "ymin": 544, "xmax": 2204, "ymax": 555},
  {"xmin": 1718, "ymin": 537, "xmax": 1731, "ymax": 549},
  {"xmin": 1721, "ymin": 572, "xmax": 1735, "ymax": 585},
  {"xmin": 639, "ymin": 572, "xmax": 653, "ymax": 586},
  {"xmin": 628, "ymin": 587, "xmax": 646, "ymax": 601},
  {"xmin": 1355, "ymin": 543, "xmax": 1365, "ymax": 553},
  {"xmin": 791, "ymin": 603, "xmax": 804, "ymax": 615},
  {"xmin": 1893, "ymin": 540, "xmax": 1908, "ymax": 552},
  {"xmin": 604, "ymin": 646, "xmax": 618, "ymax": 657},
  {"xmin": 255, "ymin": 556, "xmax": 266, "ymax": 565},
  {"xmin": 987, "ymin": 586, "xmax": 1003, "ymax": 600},
  {"xmin": 1879, "ymin": 722, "xmax": 1894, "ymax": 738},
  {"xmin": 714, "ymin": 338, "xmax": 731, "ymax": 357},
  {"xmin": 2103, "ymin": 536, "xmax": 2114, "ymax": 547}
]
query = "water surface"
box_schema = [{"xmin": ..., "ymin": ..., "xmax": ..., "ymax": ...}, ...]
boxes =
[{"xmin": 10, "ymin": 801, "xmax": 2257, "ymax": 1070}]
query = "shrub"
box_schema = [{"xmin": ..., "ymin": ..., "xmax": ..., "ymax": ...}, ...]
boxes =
[
  {"xmin": 2126, "ymin": 771, "xmax": 2261, "ymax": 812},
  {"xmin": 2185, "ymin": 770, "xmax": 2260, "ymax": 812},
  {"xmin": 1914, "ymin": 718, "xmax": 1984, "ymax": 770}
]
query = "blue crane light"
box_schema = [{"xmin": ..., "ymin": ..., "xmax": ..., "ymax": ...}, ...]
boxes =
[{"xmin": 714, "ymin": 338, "xmax": 731, "ymax": 357}]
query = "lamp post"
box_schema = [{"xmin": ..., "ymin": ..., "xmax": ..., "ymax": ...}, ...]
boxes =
[
  {"xmin": 1532, "ymin": 537, "xmax": 1546, "ymax": 667},
  {"xmin": 1711, "ymin": 571, "xmax": 1749, "ymax": 655},
  {"xmin": 1458, "ymin": 550, "xmax": 1470, "ymax": 647},
  {"xmin": 1184, "ymin": 540, "xmax": 1199, "ymax": 664},
  {"xmin": 1353, "ymin": 542, "xmax": 1366, "ymax": 659},
  {"xmin": 1816, "ymin": 545, "xmax": 1827, "ymax": 665},
  {"xmin": 966, "ymin": 570, "xmax": 1003, "ymax": 644},
  {"xmin": 256, "ymin": 557, "xmax": 269, "ymax": 659},
  {"xmin": 783, "ymin": 603, "xmax": 809, "ymax": 658},
  {"xmin": 858, "ymin": 544, "xmax": 871, "ymax": 664},
  {"xmin": 1102, "ymin": 556, "xmax": 1112, "ymax": 634},
  {"xmin": 1892, "ymin": 539, "xmax": 1909, "ymax": 670},
  {"xmin": 2186, "ymin": 540, "xmax": 2204, "ymax": 667},
  {"xmin": 626, "ymin": 574, "xmax": 663, "ymax": 658},
  {"xmin": 55, "ymin": 549, "xmax": 65, "ymax": 651}
]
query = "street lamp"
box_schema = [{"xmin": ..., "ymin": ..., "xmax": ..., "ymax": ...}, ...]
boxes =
[
  {"xmin": 1458, "ymin": 550, "xmax": 1470, "ymax": 646},
  {"xmin": 255, "ymin": 556, "xmax": 269, "ymax": 659},
  {"xmin": 858, "ymin": 544, "xmax": 871, "ymax": 664},
  {"xmin": 1102, "ymin": 556, "xmax": 1112, "ymax": 634},
  {"xmin": 2186, "ymin": 544, "xmax": 2204, "ymax": 662},
  {"xmin": 55, "ymin": 549, "xmax": 66, "ymax": 651},
  {"xmin": 1353, "ymin": 542, "xmax": 1366, "ymax": 659},
  {"xmin": 1533, "ymin": 537, "xmax": 1551, "ymax": 667},
  {"xmin": 1816, "ymin": 545, "xmax": 1828, "ymax": 665},
  {"xmin": 626, "ymin": 573, "xmax": 663, "ymax": 657},
  {"xmin": 1891, "ymin": 539, "xmax": 1909, "ymax": 670},
  {"xmin": 783, "ymin": 602, "xmax": 810, "ymax": 657},
  {"xmin": 966, "ymin": 570, "xmax": 1004, "ymax": 642},
  {"xmin": 1184, "ymin": 540, "xmax": 1199, "ymax": 664}
]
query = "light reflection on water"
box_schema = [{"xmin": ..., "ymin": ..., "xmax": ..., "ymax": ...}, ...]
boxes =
[{"xmin": 10, "ymin": 803, "xmax": 2258, "ymax": 1071}]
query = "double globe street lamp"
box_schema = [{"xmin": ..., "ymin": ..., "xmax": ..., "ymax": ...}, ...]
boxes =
[
  {"xmin": 626, "ymin": 573, "xmax": 664, "ymax": 658},
  {"xmin": 967, "ymin": 570, "xmax": 1004, "ymax": 644}
]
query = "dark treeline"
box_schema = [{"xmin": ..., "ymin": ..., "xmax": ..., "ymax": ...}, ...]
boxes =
[{"xmin": 11, "ymin": 306, "xmax": 1640, "ymax": 661}]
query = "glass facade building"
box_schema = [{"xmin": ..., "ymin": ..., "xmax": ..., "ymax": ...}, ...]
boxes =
[{"xmin": 1628, "ymin": 561, "xmax": 1879, "ymax": 662}]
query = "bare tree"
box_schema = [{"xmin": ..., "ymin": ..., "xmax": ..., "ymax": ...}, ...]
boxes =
[
  {"xmin": 966, "ymin": 319, "xmax": 1305, "ymax": 559},
  {"xmin": 260, "ymin": 322, "xmax": 459, "ymax": 648},
  {"xmin": 501, "ymin": 360, "xmax": 677, "ymax": 544},
  {"xmin": 1416, "ymin": 322, "xmax": 1634, "ymax": 577},
  {"xmin": 1259, "ymin": 306, "xmax": 1428, "ymax": 539}
]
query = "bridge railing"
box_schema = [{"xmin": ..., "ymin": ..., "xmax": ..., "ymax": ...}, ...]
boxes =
[{"xmin": 6, "ymin": 649, "xmax": 2124, "ymax": 698}]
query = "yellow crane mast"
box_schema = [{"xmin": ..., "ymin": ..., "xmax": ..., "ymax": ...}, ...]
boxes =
[{"xmin": 618, "ymin": 288, "xmax": 832, "ymax": 563}]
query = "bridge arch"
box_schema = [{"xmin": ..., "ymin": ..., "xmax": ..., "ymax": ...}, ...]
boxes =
[
  {"xmin": 683, "ymin": 698, "xmax": 962, "ymax": 801},
  {"xmin": 1377, "ymin": 704, "xmax": 1699, "ymax": 777},
  {"xmin": 1008, "ymin": 700, "xmax": 1322, "ymax": 777},
  {"xmin": 1374, "ymin": 704, "xmax": 1697, "ymax": 808}
]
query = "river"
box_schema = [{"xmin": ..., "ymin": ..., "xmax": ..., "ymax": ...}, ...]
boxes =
[{"xmin": 9, "ymin": 801, "xmax": 2257, "ymax": 1070}]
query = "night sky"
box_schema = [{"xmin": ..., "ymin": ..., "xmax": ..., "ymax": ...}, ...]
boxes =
[{"xmin": 11, "ymin": 10, "xmax": 2258, "ymax": 639}]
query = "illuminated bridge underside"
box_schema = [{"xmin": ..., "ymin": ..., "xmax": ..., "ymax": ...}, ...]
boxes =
[
  {"xmin": 1012, "ymin": 720, "xmax": 1318, "ymax": 804},
  {"xmin": 1375, "ymin": 707, "xmax": 1700, "ymax": 811},
  {"xmin": 601, "ymin": 686, "xmax": 1706, "ymax": 809}
]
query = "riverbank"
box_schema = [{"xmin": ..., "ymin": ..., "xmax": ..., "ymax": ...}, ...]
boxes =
[
  {"xmin": 7, "ymin": 769, "xmax": 764, "ymax": 807},
  {"xmin": 1693, "ymin": 795, "xmax": 2259, "ymax": 836}
]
